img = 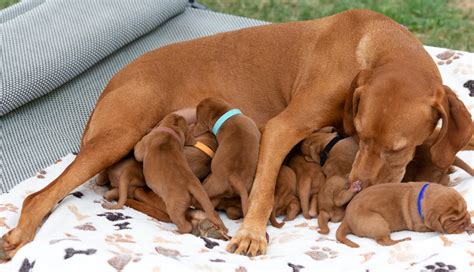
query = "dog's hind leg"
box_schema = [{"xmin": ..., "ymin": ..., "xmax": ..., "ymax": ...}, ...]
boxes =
[
  {"xmin": 317, "ymin": 210, "xmax": 331, "ymax": 234},
  {"xmin": 1, "ymin": 84, "xmax": 164, "ymax": 260}
]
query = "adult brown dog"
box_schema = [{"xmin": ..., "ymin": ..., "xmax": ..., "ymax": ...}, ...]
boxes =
[
  {"xmin": 134, "ymin": 113, "xmax": 227, "ymax": 234},
  {"xmin": 2, "ymin": 9, "xmax": 472, "ymax": 258},
  {"xmin": 96, "ymin": 157, "xmax": 146, "ymax": 210},
  {"xmin": 194, "ymin": 98, "xmax": 260, "ymax": 216},
  {"xmin": 336, "ymin": 182, "xmax": 471, "ymax": 247}
]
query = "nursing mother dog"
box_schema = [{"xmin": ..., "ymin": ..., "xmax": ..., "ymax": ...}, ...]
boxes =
[{"xmin": 1, "ymin": 9, "xmax": 472, "ymax": 259}]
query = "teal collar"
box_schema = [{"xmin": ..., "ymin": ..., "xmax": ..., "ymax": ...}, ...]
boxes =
[{"xmin": 212, "ymin": 109, "xmax": 242, "ymax": 135}]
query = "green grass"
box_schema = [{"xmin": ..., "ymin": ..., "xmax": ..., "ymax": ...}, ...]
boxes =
[
  {"xmin": 1, "ymin": 0, "xmax": 472, "ymax": 50},
  {"xmin": 200, "ymin": 0, "xmax": 473, "ymax": 51}
]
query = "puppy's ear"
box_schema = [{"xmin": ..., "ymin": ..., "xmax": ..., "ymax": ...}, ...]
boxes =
[
  {"xmin": 343, "ymin": 69, "xmax": 372, "ymax": 136},
  {"xmin": 430, "ymin": 86, "xmax": 473, "ymax": 169},
  {"xmin": 134, "ymin": 137, "xmax": 147, "ymax": 162}
]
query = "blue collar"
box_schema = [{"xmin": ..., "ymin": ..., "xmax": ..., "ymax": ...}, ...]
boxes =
[
  {"xmin": 212, "ymin": 109, "xmax": 242, "ymax": 135},
  {"xmin": 417, "ymin": 183, "xmax": 429, "ymax": 220}
]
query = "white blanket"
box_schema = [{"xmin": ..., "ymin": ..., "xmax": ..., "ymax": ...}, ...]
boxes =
[{"xmin": 0, "ymin": 46, "xmax": 473, "ymax": 272}]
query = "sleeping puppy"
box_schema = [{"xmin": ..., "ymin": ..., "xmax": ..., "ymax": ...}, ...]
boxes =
[
  {"xmin": 134, "ymin": 113, "xmax": 227, "ymax": 234},
  {"xmin": 184, "ymin": 130, "xmax": 217, "ymax": 180},
  {"xmin": 300, "ymin": 127, "xmax": 360, "ymax": 233},
  {"xmin": 287, "ymin": 151, "xmax": 325, "ymax": 219},
  {"xmin": 336, "ymin": 182, "xmax": 471, "ymax": 248},
  {"xmin": 194, "ymin": 97, "xmax": 260, "ymax": 216},
  {"xmin": 216, "ymin": 165, "xmax": 301, "ymax": 228},
  {"xmin": 96, "ymin": 157, "xmax": 146, "ymax": 210},
  {"xmin": 403, "ymin": 128, "xmax": 474, "ymax": 186}
]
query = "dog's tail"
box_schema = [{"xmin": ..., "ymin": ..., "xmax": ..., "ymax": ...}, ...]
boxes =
[
  {"xmin": 336, "ymin": 221, "xmax": 359, "ymax": 248},
  {"xmin": 453, "ymin": 156, "xmax": 474, "ymax": 176},
  {"xmin": 189, "ymin": 179, "xmax": 228, "ymax": 233},
  {"xmin": 228, "ymin": 176, "xmax": 250, "ymax": 216},
  {"xmin": 125, "ymin": 199, "xmax": 171, "ymax": 222},
  {"xmin": 269, "ymin": 207, "xmax": 285, "ymax": 228},
  {"xmin": 317, "ymin": 210, "xmax": 331, "ymax": 234},
  {"xmin": 298, "ymin": 177, "xmax": 312, "ymax": 219}
]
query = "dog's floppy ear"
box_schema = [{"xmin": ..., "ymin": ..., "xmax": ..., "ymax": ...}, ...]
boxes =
[
  {"xmin": 430, "ymin": 86, "xmax": 473, "ymax": 169},
  {"xmin": 343, "ymin": 69, "xmax": 372, "ymax": 136},
  {"xmin": 134, "ymin": 136, "xmax": 147, "ymax": 162}
]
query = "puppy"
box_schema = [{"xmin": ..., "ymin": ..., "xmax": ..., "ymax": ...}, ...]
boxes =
[
  {"xmin": 216, "ymin": 166, "xmax": 301, "ymax": 228},
  {"xmin": 287, "ymin": 152, "xmax": 325, "ymax": 219},
  {"xmin": 403, "ymin": 129, "xmax": 474, "ymax": 185},
  {"xmin": 184, "ymin": 131, "xmax": 217, "ymax": 180},
  {"xmin": 336, "ymin": 182, "xmax": 471, "ymax": 248},
  {"xmin": 194, "ymin": 97, "xmax": 260, "ymax": 216},
  {"xmin": 134, "ymin": 113, "xmax": 227, "ymax": 234},
  {"xmin": 300, "ymin": 127, "xmax": 360, "ymax": 233},
  {"xmin": 96, "ymin": 157, "xmax": 146, "ymax": 210}
]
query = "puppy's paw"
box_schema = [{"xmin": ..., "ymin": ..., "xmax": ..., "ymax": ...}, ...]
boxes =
[{"xmin": 351, "ymin": 180, "xmax": 362, "ymax": 193}]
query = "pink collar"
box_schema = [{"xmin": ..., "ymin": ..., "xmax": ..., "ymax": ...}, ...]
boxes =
[{"xmin": 153, "ymin": 127, "xmax": 183, "ymax": 146}]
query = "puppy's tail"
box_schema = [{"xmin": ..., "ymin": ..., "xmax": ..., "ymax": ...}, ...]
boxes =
[
  {"xmin": 125, "ymin": 199, "xmax": 171, "ymax": 222},
  {"xmin": 270, "ymin": 208, "xmax": 285, "ymax": 228},
  {"xmin": 453, "ymin": 156, "xmax": 474, "ymax": 176},
  {"xmin": 298, "ymin": 177, "xmax": 312, "ymax": 219},
  {"xmin": 229, "ymin": 176, "xmax": 250, "ymax": 216},
  {"xmin": 336, "ymin": 221, "xmax": 359, "ymax": 248},
  {"xmin": 189, "ymin": 179, "xmax": 228, "ymax": 233}
]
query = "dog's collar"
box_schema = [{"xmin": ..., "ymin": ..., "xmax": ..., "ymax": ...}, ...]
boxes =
[
  {"xmin": 154, "ymin": 127, "xmax": 183, "ymax": 146},
  {"xmin": 319, "ymin": 134, "xmax": 344, "ymax": 166},
  {"xmin": 417, "ymin": 183, "xmax": 430, "ymax": 221},
  {"xmin": 192, "ymin": 141, "xmax": 215, "ymax": 158},
  {"xmin": 212, "ymin": 109, "xmax": 242, "ymax": 135}
]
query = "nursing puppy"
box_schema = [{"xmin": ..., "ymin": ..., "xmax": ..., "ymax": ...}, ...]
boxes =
[
  {"xmin": 300, "ymin": 127, "xmax": 360, "ymax": 234},
  {"xmin": 184, "ymin": 130, "xmax": 217, "ymax": 180},
  {"xmin": 287, "ymin": 152, "xmax": 325, "ymax": 219},
  {"xmin": 216, "ymin": 165, "xmax": 301, "ymax": 228},
  {"xmin": 134, "ymin": 113, "xmax": 227, "ymax": 234},
  {"xmin": 336, "ymin": 182, "xmax": 471, "ymax": 248},
  {"xmin": 194, "ymin": 98, "xmax": 260, "ymax": 216},
  {"xmin": 96, "ymin": 157, "xmax": 146, "ymax": 210},
  {"xmin": 403, "ymin": 129, "xmax": 474, "ymax": 186}
]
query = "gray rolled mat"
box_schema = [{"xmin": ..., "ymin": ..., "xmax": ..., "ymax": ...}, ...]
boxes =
[
  {"xmin": 1, "ymin": 7, "xmax": 268, "ymax": 193},
  {"xmin": 0, "ymin": 0, "xmax": 188, "ymax": 115}
]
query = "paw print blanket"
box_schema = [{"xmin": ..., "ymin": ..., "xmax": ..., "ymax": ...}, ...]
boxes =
[{"xmin": 0, "ymin": 46, "xmax": 473, "ymax": 272}]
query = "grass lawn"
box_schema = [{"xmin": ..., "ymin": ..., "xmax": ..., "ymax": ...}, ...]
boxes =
[{"xmin": 2, "ymin": 0, "xmax": 472, "ymax": 51}]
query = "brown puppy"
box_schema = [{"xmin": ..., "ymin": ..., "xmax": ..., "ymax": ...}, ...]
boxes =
[
  {"xmin": 96, "ymin": 157, "xmax": 145, "ymax": 210},
  {"xmin": 300, "ymin": 127, "xmax": 360, "ymax": 233},
  {"xmin": 134, "ymin": 113, "xmax": 227, "ymax": 234},
  {"xmin": 287, "ymin": 152, "xmax": 325, "ymax": 219},
  {"xmin": 184, "ymin": 131, "xmax": 217, "ymax": 180},
  {"xmin": 194, "ymin": 98, "xmax": 260, "ymax": 216},
  {"xmin": 336, "ymin": 182, "xmax": 471, "ymax": 248},
  {"xmin": 5, "ymin": 10, "xmax": 472, "ymax": 258},
  {"xmin": 216, "ymin": 166, "xmax": 301, "ymax": 228},
  {"xmin": 403, "ymin": 129, "xmax": 474, "ymax": 186}
]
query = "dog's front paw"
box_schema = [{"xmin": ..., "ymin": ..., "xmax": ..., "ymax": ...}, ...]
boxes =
[
  {"xmin": 226, "ymin": 224, "xmax": 268, "ymax": 256},
  {"xmin": 0, "ymin": 228, "xmax": 33, "ymax": 261}
]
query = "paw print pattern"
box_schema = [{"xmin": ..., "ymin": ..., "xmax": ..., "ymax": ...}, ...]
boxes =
[
  {"xmin": 422, "ymin": 262, "xmax": 457, "ymax": 272},
  {"xmin": 98, "ymin": 212, "xmax": 132, "ymax": 221},
  {"xmin": 0, "ymin": 203, "xmax": 18, "ymax": 213},
  {"xmin": 436, "ymin": 50, "xmax": 462, "ymax": 65},
  {"xmin": 306, "ymin": 246, "xmax": 339, "ymax": 261},
  {"xmin": 75, "ymin": 222, "xmax": 97, "ymax": 231},
  {"xmin": 105, "ymin": 233, "xmax": 136, "ymax": 244},
  {"xmin": 463, "ymin": 80, "xmax": 474, "ymax": 97}
]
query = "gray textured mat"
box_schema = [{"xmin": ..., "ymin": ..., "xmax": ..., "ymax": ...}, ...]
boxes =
[
  {"xmin": 1, "ymin": 0, "xmax": 188, "ymax": 115},
  {"xmin": 1, "ymin": 7, "xmax": 267, "ymax": 193}
]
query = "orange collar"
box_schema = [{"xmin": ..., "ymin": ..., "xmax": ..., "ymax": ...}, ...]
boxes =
[{"xmin": 192, "ymin": 141, "xmax": 215, "ymax": 158}]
